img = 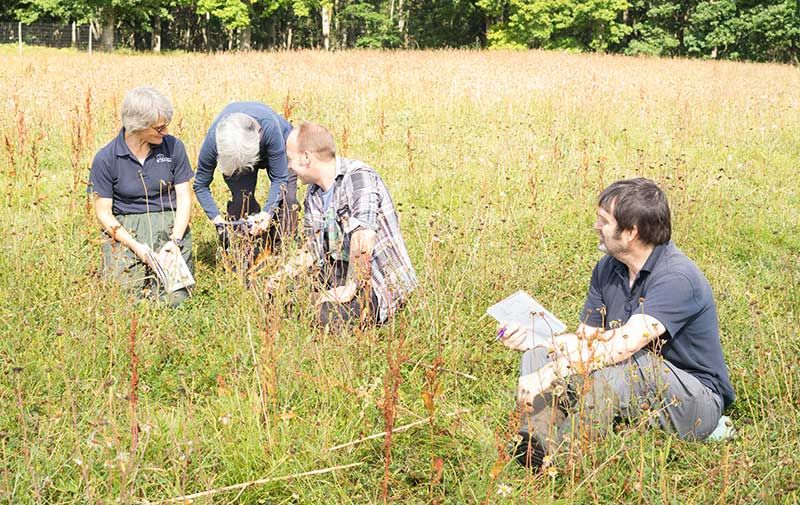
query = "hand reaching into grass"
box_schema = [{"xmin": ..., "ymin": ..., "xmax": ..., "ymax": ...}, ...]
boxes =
[
  {"xmin": 250, "ymin": 211, "xmax": 272, "ymax": 236},
  {"xmin": 517, "ymin": 369, "xmax": 558, "ymax": 406},
  {"xmin": 316, "ymin": 281, "xmax": 358, "ymax": 305},
  {"xmin": 265, "ymin": 249, "xmax": 315, "ymax": 295}
]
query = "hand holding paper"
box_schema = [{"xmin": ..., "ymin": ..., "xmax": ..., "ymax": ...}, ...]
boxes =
[
  {"xmin": 487, "ymin": 290, "xmax": 566, "ymax": 351},
  {"xmin": 140, "ymin": 243, "xmax": 195, "ymax": 293},
  {"xmin": 157, "ymin": 246, "xmax": 195, "ymax": 293},
  {"xmin": 496, "ymin": 321, "xmax": 533, "ymax": 352}
]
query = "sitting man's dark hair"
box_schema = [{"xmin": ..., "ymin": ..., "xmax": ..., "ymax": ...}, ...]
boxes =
[{"xmin": 598, "ymin": 178, "xmax": 671, "ymax": 246}]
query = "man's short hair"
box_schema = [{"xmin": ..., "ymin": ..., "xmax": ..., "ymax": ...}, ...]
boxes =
[
  {"xmin": 295, "ymin": 122, "xmax": 336, "ymax": 161},
  {"xmin": 121, "ymin": 86, "xmax": 173, "ymax": 133},
  {"xmin": 216, "ymin": 113, "xmax": 261, "ymax": 177},
  {"xmin": 598, "ymin": 178, "xmax": 671, "ymax": 246}
]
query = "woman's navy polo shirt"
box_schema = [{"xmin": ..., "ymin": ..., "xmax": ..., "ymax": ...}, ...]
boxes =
[{"xmin": 89, "ymin": 129, "xmax": 194, "ymax": 216}]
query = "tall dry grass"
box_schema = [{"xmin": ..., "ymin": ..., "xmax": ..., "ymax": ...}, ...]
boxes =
[{"xmin": 0, "ymin": 46, "xmax": 798, "ymax": 503}]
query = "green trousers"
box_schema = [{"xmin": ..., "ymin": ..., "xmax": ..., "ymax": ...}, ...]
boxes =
[{"xmin": 101, "ymin": 212, "xmax": 193, "ymax": 308}]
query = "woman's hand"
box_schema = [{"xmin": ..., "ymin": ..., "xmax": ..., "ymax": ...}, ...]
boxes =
[
  {"xmin": 129, "ymin": 240, "xmax": 157, "ymax": 270},
  {"xmin": 158, "ymin": 240, "xmax": 181, "ymax": 257},
  {"xmin": 250, "ymin": 211, "xmax": 272, "ymax": 236}
]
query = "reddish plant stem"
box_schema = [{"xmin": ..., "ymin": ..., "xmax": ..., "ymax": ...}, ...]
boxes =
[
  {"xmin": 128, "ymin": 315, "xmax": 139, "ymax": 454},
  {"xmin": 381, "ymin": 320, "xmax": 407, "ymax": 503}
]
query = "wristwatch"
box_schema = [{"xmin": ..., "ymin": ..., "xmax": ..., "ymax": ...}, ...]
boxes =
[{"xmin": 170, "ymin": 237, "xmax": 185, "ymax": 249}]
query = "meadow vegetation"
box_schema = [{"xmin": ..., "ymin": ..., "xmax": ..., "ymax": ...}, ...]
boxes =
[{"xmin": 0, "ymin": 46, "xmax": 799, "ymax": 503}]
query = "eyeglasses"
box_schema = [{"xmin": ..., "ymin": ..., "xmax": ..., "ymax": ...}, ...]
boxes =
[{"xmin": 151, "ymin": 122, "xmax": 170, "ymax": 134}]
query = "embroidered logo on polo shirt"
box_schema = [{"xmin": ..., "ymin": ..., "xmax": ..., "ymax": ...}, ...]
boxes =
[{"xmin": 155, "ymin": 154, "xmax": 172, "ymax": 163}]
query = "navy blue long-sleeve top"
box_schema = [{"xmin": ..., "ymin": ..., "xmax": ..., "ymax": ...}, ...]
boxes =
[{"xmin": 194, "ymin": 102, "xmax": 293, "ymax": 220}]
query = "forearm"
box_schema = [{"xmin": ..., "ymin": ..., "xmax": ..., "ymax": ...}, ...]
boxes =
[
  {"xmin": 171, "ymin": 192, "xmax": 192, "ymax": 240},
  {"xmin": 193, "ymin": 180, "xmax": 221, "ymax": 221},
  {"xmin": 264, "ymin": 132, "xmax": 289, "ymax": 211},
  {"xmin": 564, "ymin": 315, "xmax": 660, "ymax": 371},
  {"xmin": 97, "ymin": 212, "xmax": 138, "ymax": 251},
  {"xmin": 595, "ymin": 316, "xmax": 660, "ymax": 365},
  {"xmin": 263, "ymin": 178, "xmax": 287, "ymax": 213},
  {"xmin": 519, "ymin": 318, "xmax": 661, "ymax": 403},
  {"xmin": 346, "ymin": 228, "xmax": 375, "ymax": 286},
  {"xmin": 193, "ymin": 157, "xmax": 222, "ymax": 220}
]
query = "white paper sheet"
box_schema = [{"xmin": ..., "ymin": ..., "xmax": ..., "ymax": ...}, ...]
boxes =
[
  {"xmin": 486, "ymin": 290, "xmax": 566, "ymax": 348},
  {"xmin": 156, "ymin": 248, "xmax": 195, "ymax": 293},
  {"xmin": 143, "ymin": 245, "xmax": 195, "ymax": 293}
]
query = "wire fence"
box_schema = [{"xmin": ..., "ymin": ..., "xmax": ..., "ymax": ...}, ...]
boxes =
[
  {"xmin": 2, "ymin": 18, "xmax": 309, "ymax": 52},
  {"xmin": 0, "ymin": 21, "xmax": 97, "ymax": 51},
  {"xmin": 0, "ymin": 20, "xmax": 245, "ymax": 52}
]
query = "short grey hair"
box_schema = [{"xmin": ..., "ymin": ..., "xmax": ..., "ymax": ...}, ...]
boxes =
[
  {"xmin": 216, "ymin": 113, "xmax": 261, "ymax": 177},
  {"xmin": 121, "ymin": 86, "xmax": 174, "ymax": 133}
]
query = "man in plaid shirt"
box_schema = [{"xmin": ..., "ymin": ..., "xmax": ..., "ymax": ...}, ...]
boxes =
[{"xmin": 269, "ymin": 122, "xmax": 417, "ymax": 326}]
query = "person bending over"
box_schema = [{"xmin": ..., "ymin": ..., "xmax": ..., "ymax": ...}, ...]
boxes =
[
  {"xmin": 268, "ymin": 122, "xmax": 418, "ymax": 328},
  {"xmin": 194, "ymin": 102, "xmax": 298, "ymax": 259}
]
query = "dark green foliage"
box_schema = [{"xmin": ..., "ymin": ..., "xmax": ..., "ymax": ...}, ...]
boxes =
[
  {"xmin": 2, "ymin": 1, "xmax": 797, "ymax": 72},
  {"xmin": 618, "ymin": 0, "xmax": 799, "ymax": 62},
  {"xmin": 340, "ymin": 2, "xmax": 401, "ymax": 48},
  {"xmin": 407, "ymin": 0, "xmax": 486, "ymax": 47}
]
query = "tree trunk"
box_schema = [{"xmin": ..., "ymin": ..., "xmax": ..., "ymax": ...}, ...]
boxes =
[
  {"xmin": 203, "ymin": 12, "xmax": 210, "ymax": 52},
  {"xmin": 152, "ymin": 17, "xmax": 162, "ymax": 52},
  {"xmin": 321, "ymin": 3, "xmax": 332, "ymax": 50},
  {"xmin": 242, "ymin": 25, "xmax": 252, "ymax": 50},
  {"xmin": 397, "ymin": 0, "xmax": 406, "ymax": 47},
  {"xmin": 71, "ymin": 21, "xmax": 77, "ymax": 48},
  {"xmin": 333, "ymin": 0, "xmax": 341, "ymax": 49},
  {"xmin": 100, "ymin": 6, "xmax": 115, "ymax": 52},
  {"xmin": 268, "ymin": 20, "xmax": 276, "ymax": 49},
  {"xmin": 242, "ymin": 0, "xmax": 253, "ymax": 50}
]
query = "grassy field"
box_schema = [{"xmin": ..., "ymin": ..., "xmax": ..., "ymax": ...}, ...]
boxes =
[{"xmin": 0, "ymin": 45, "xmax": 799, "ymax": 503}]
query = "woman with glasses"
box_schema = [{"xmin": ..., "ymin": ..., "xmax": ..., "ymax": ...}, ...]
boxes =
[{"xmin": 88, "ymin": 86, "xmax": 194, "ymax": 307}]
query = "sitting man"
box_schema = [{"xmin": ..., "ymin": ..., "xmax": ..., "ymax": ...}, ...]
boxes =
[
  {"xmin": 193, "ymin": 102, "xmax": 298, "ymax": 258},
  {"xmin": 268, "ymin": 122, "xmax": 418, "ymax": 327},
  {"xmin": 499, "ymin": 178, "xmax": 735, "ymax": 468}
]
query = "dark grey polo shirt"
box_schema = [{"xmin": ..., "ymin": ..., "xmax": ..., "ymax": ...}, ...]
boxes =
[
  {"xmin": 581, "ymin": 241, "xmax": 735, "ymax": 408},
  {"xmin": 89, "ymin": 129, "xmax": 194, "ymax": 216}
]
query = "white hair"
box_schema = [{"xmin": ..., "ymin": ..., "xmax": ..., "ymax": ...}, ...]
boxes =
[
  {"xmin": 121, "ymin": 86, "xmax": 173, "ymax": 133},
  {"xmin": 216, "ymin": 113, "xmax": 261, "ymax": 177}
]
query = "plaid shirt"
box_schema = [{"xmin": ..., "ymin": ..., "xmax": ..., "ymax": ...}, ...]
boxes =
[{"xmin": 304, "ymin": 157, "xmax": 418, "ymax": 322}]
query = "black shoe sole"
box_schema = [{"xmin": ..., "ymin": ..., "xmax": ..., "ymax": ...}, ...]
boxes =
[{"xmin": 511, "ymin": 431, "xmax": 545, "ymax": 470}]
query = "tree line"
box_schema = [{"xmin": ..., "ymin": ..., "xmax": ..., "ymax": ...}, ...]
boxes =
[{"xmin": 3, "ymin": 0, "xmax": 798, "ymax": 62}]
